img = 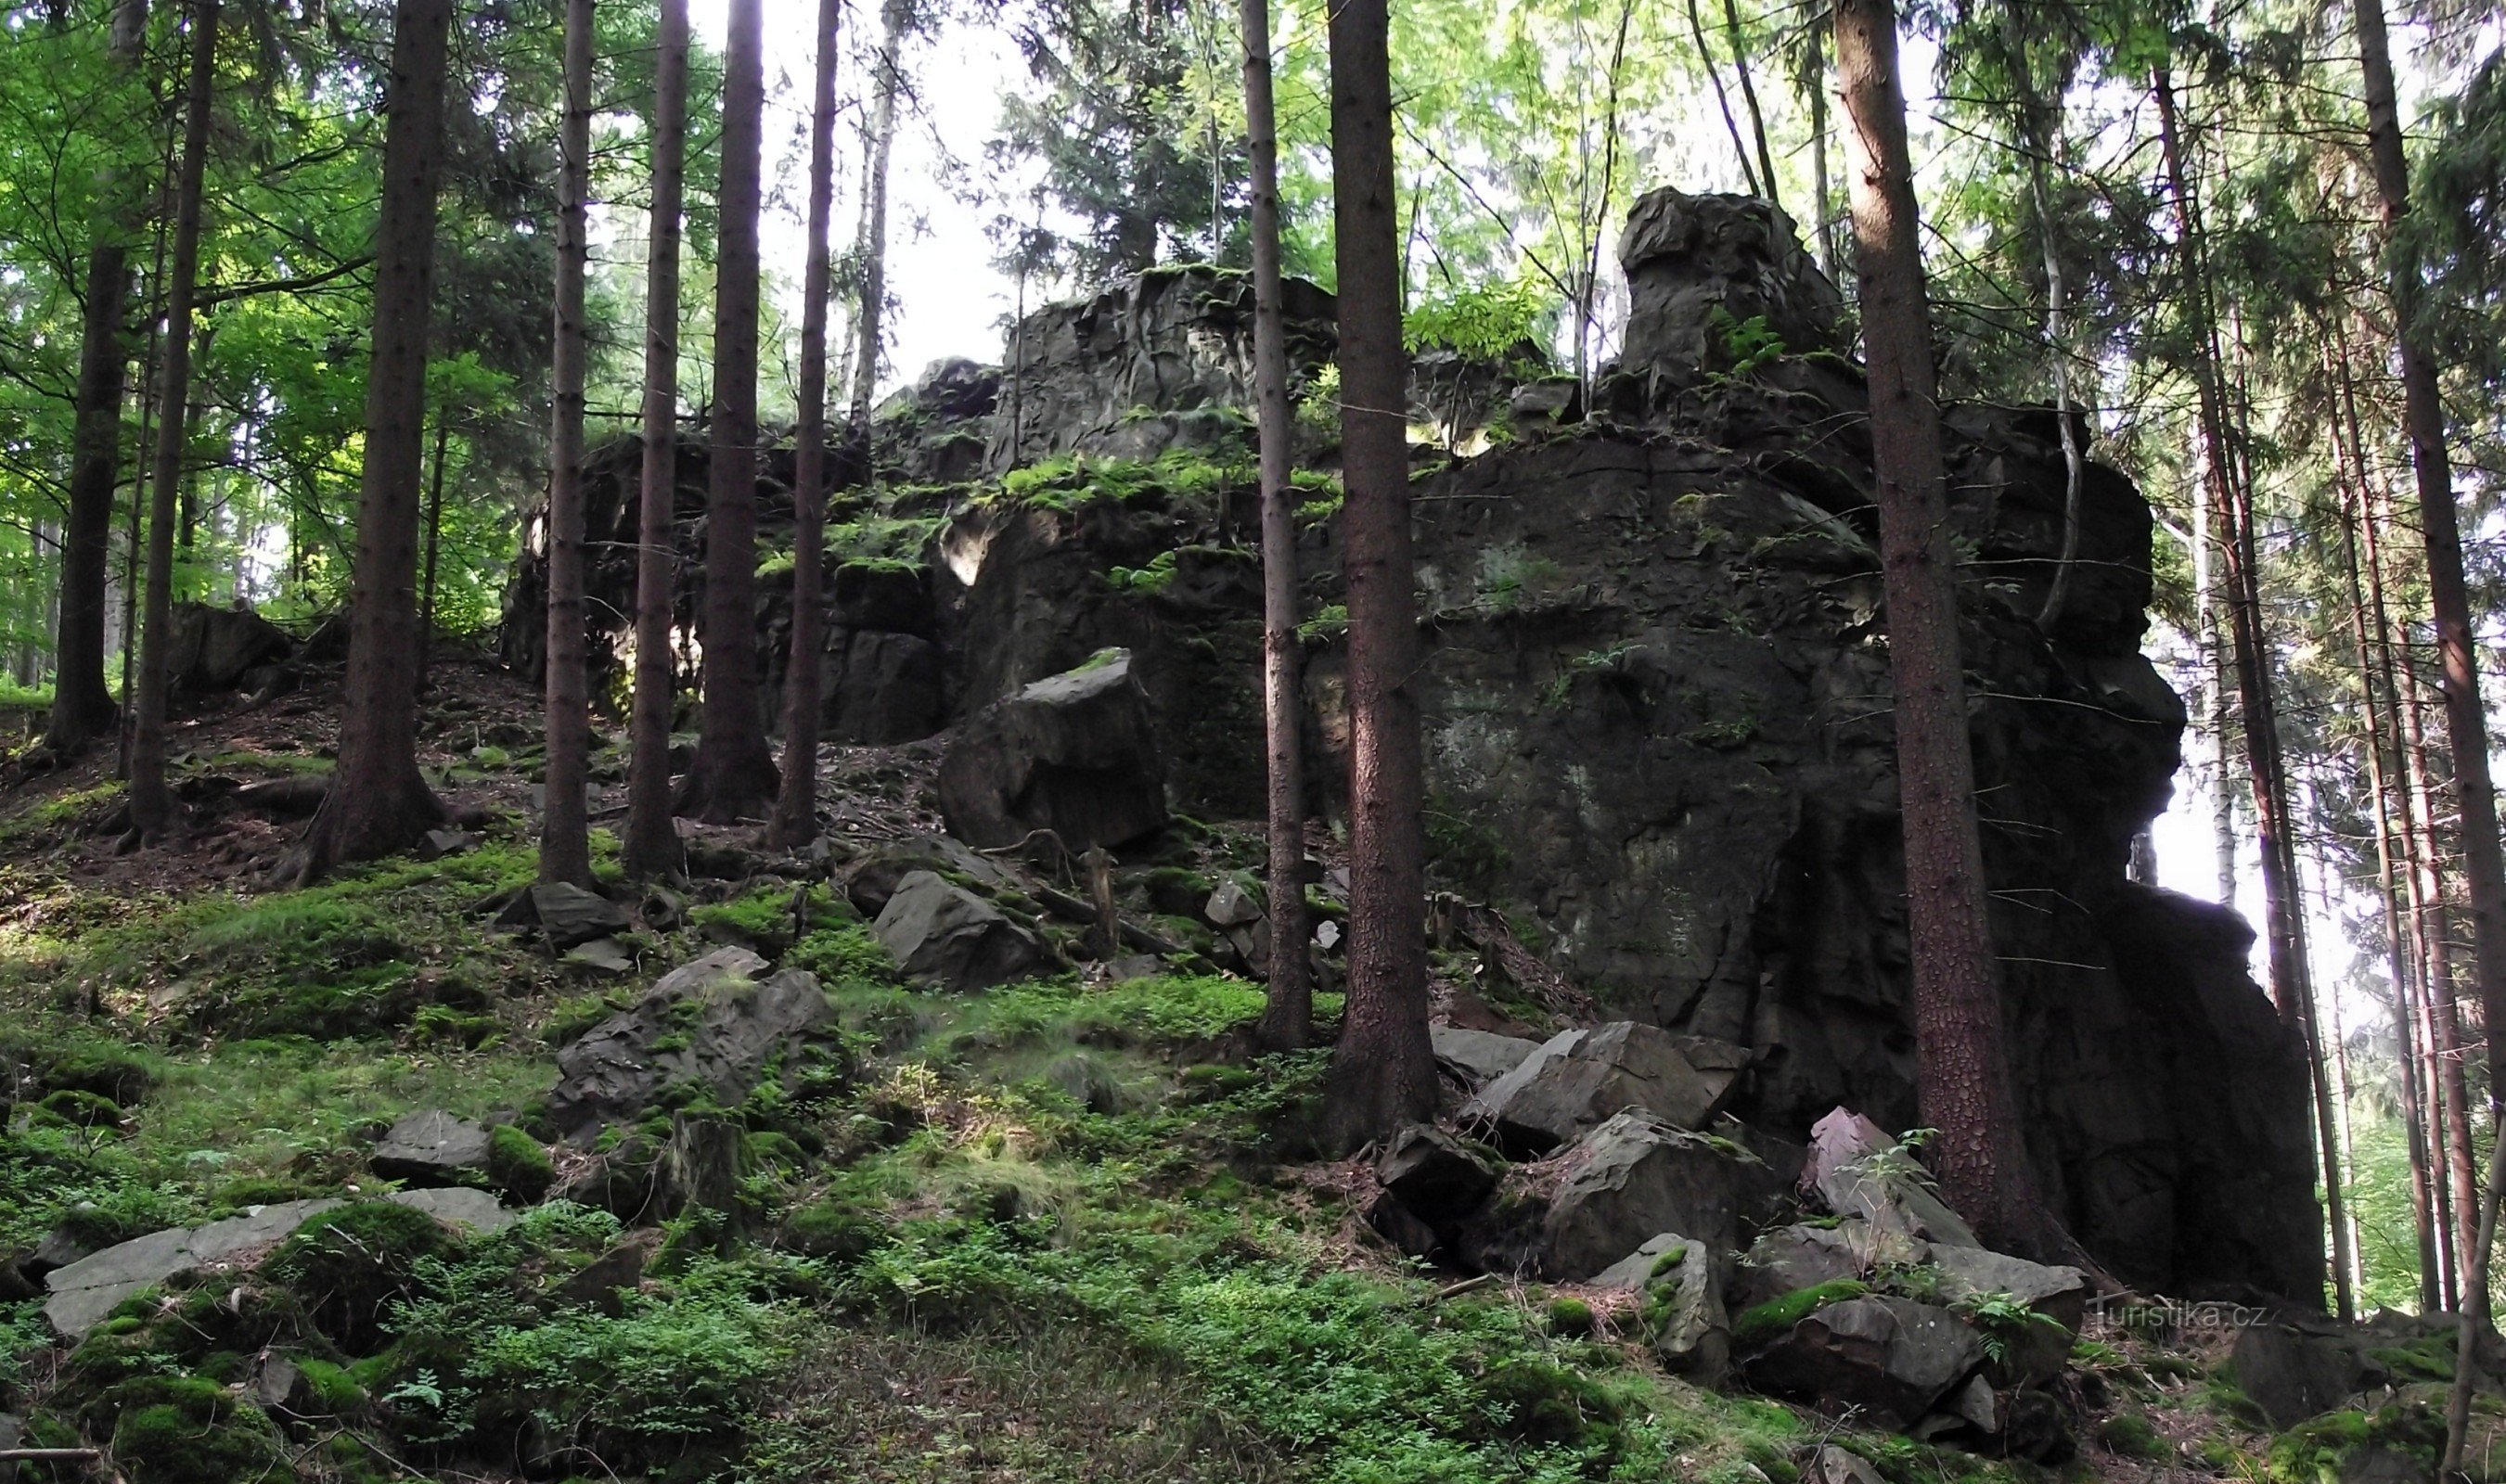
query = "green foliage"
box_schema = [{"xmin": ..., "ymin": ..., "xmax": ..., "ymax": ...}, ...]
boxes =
[
  {"xmin": 486, "ymin": 1124, "xmax": 555, "ymax": 1203},
  {"xmin": 1298, "ymin": 603, "xmax": 1349, "ymax": 642},
  {"xmin": 1406, "ymin": 276, "xmax": 1555, "ymax": 365},
  {"xmin": 790, "ymin": 923, "xmax": 902, "ymax": 991},
  {"xmin": 1543, "ymin": 1296, "xmax": 1597, "ymax": 1338},
  {"xmin": 692, "ymin": 882, "xmax": 851, "ymax": 956},
  {"xmin": 1704, "ymin": 307, "xmax": 1788, "ymax": 380},
  {"xmin": 268, "ymin": 1200, "xmax": 458, "ymax": 1350},
  {"xmin": 2095, "ymin": 1410, "xmax": 2169, "ymax": 1461},
  {"xmin": 1730, "ymin": 1280, "xmax": 1870, "ymax": 1350},
  {"xmin": 106, "ymin": 1375, "xmax": 287, "ymax": 1484}
]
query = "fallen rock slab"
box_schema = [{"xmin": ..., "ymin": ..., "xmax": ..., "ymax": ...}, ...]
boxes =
[
  {"xmin": 1375, "ymin": 1125, "xmax": 1497, "ymax": 1229},
  {"xmin": 44, "ymin": 1189, "xmax": 518, "ymax": 1337},
  {"xmin": 530, "ymin": 882, "xmax": 634, "ymax": 950},
  {"xmin": 1733, "ymin": 1220, "xmax": 1871, "ymax": 1311},
  {"xmin": 1431, "ymin": 1026, "xmax": 1543, "ymax": 1089},
  {"xmin": 1592, "ymin": 1233, "xmax": 1728, "ymax": 1382},
  {"xmin": 546, "ymin": 947, "xmax": 841, "ymax": 1144},
  {"xmin": 1532, "ymin": 1109, "xmax": 1763, "ymax": 1280},
  {"xmin": 873, "ymin": 871, "xmax": 1046, "ymax": 991},
  {"xmin": 1806, "ymin": 1107, "xmax": 1980, "ymax": 1249},
  {"xmin": 1462, "ymin": 1022, "xmax": 1746, "ymax": 1155},
  {"xmin": 1742, "ymin": 1295, "xmax": 1984, "ymax": 1429},
  {"xmin": 369, "ymin": 1109, "xmax": 493, "ymax": 1183},
  {"xmin": 937, "ymin": 648, "xmax": 1170, "ymax": 851}
]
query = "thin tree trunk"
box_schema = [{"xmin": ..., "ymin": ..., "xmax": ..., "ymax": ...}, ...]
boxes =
[
  {"xmin": 623, "ymin": 0, "xmax": 690, "ymax": 879},
  {"xmin": 1687, "ymin": 0, "xmax": 1762, "ymax": 198},
  {"xmin": 766, "ymin": 0, "xmax": 842, "ymax": 851},
  {"xmin": 1835, "ymin": 0, "xmax": 2044, "ymax": 1253},
  {"xmin": 45, "ymin": 0, "xmax": 150, "ymax": 755},
  {"xmin": 1318, "ymin": 0, "xmax": 1433, "ymax": 1152},
  {"xmin": 2355, "ymin": 0, "xmax": 2506, "ymax": 1215},
  {"xmin": 418, "ymin": 407, "xmax": 450, "ymax": 684},
  {"xmin": 127, "ymin": 0, "xmax": 219, "ymax": 842},
  {"xmin": 2011, "ymin": 22, "xmax": 2086, "ymax": 633},
  {"xmin": 2398, "ymin": 607, "xmax": 2480, "ymax": 1305},
  {"xmin": 279, "ymin": 0, "xmax": 452, "ymax": 884},
  {"xmin": 119, "ymin": 198, "xmax": 170, "ymax": 781},
  {"xmin": 539, "ymin": 0, "xmax": 595, "ymax": 887},
  {"xmin": 1720, "ymin": 0, "xmax": 1781, "ymax": 215},
  {"xmin": 848, "ymin": 0, "xmax": 909, "ymax": 430},
  {"xmin": 1241, "ymin": 0, "xmax": 1307, "ymax": 1051},
  {"xmin": 675, "ymin": 0, "xmax": 779, "ymax": 822},
  {"xmin": 1806, "ymin": 10, "xmax": 1837, "ymax": 279}
]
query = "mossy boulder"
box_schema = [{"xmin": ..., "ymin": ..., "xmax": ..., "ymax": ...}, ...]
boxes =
[
  {"xmin": 487, "ymin": 1123, "xmax": 557, "ymax": 1203},
  {"xmin": 264, "ymin": 1200, "xmax": 456, "ymax": 1351},
  {"xmin": 104, "ymin": 1375, "xmax": 288, "ymax": 1484}
]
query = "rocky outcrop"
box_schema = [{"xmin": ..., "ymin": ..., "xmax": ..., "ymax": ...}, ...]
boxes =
[
  {"xmin": 871, "ymin": 871, "xmax": 1047, "ymax": 991},
  {"xmin": 1743, "ymin": 1296, "xmax": 1986, "ymax": 1431},
  {"xmin": 496, "ymin": 185, "xmax": 2320, "ymax": 1299},
  {"xmin": 1461, "ymin": 1021, "xmax": 1748, "ymax": 1155}
]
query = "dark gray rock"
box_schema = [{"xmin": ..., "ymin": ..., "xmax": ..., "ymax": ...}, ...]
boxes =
[
  {"xmin": 938, "ymin": 649, "xmax": 1169, "ymax": 851},
  {"xmin": 530, "ymin": 881, "xmax": 634, "ymax": 950},
  {"xmin": 1614, "ymin": 187, "xmax": 1845, "ymax": 390},
  {"xmin": 1806, "ymin": 1107, "xmax": 1981, "ymax": 1249},
  {"xmin": 1461, "ymin": 1022, "xmax": 1747, "ymax": 1155},
  {"xmin": 1924, "ymin": 1241, "xmax": 2087, "ymax": 1384},
  {"xmin": 370, "ymin": 1109, "xmax": 492, "ymax": 1183},
  {"xmin": 872, "ymin": 871, "xmax": 1046, "ymax": 991},
  {"xmin": 1591, "ymin": 1233, "xmax": 1728, "ymax": 1380},
  {"xmin": 42, "ymin": 1189, "xmax": 516, "ymax": 1337},
  {"xmin": 822, "ymin": 630, "xmax": 945, "ymax": 744},
  {"xmin": 845, "ymin": 834, "xmax": 1016, "ymax": 917},
  {"xmin": 1734, "ymin": 1221, "xmax": 1872, "ymax": 1311},
  {"xmin": 1431, "ymin": 1026, "xmax": 1543, "ymax": 1089},
  {"xmin": 1204, "ymin": 876, "xmax": 1263, "ymax": 928},
  {"xmin": 167, "ymin": 601, "xmax": 294, "ymax": 696},
  {"xmin": 546, "ymin": 948, "xmax": 839, "ymax": 1144},
  {"xmin": 1376, "ymin": 1125, "xmax": 1497, "ymax": 1227},
  {"xmin": 2230, "ymin": 1320, "xmax": 2376, "ymax": 1428},
  {"xmin": 1366, "ymin": 1191, "xmax": 1441, "ymax": 1262},
  {"xmin": 1742, "ymin": 1295, "xmax": 1985, "ymax": 1429},
  {"xmin": 1531, "ymin": 1110, "xmax": 1765, "ymax": 1281},
  {"xmin": 1804, "ymin": 1444, "xmax": 1889, "ymax": 1484}
]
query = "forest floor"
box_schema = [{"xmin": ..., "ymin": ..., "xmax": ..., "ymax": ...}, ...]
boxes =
[{"xmin": 0, "ymin": 661, "xmax": 2379, "ymax": 1484}]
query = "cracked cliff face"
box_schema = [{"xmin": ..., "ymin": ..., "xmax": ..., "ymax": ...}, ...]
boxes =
[{"xmin": 505, "ymin": 187, "xmax": 2324, "ymax": 1304}]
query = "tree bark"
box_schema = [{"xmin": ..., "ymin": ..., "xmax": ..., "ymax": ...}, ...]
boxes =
[
  {"xmin": 418, "ymin": 407, "xmax": 450, "ymax": 684},
  {"xmin": 538, "ymin": 0, "xmax": 595, "ymax": 887},
  {"xmin": 765, "ymin": 0, "xmax": 842, "ymax": 851},
  {"xmin": 1240, "ymin": 0, "xmax": 1308, "ymax": 1051},
  {"xmin": 623, "ymin": 0, "xmax": 690, "ymax": 879},
  {"xmin": 2397, "ymin": 602, "xmax": 2479, "ymax": 1305},
  {"xmin": 1318, "ymin": 0, "xmax": 1433, "ymax": 1151},
  {"xmin": 45, "ymin": 0, "xmax": 150, "ymax": 755},
  {"xmin": 675, "ymin": 0, "xmax": 779, "ymax": 823},
  {"xmin": 127, "ymin": 0, "xmax": 219, "ymax": 843},
  {"xmin": 2354, "ymin": 0, "xmax": 2506, "ymax": 1157},
  {"xmin": 1834, "ymin": 0, "xmax": 2044, "ymax": 1253},
  {"xmin": 848, "ymin": 0, "xmax": 909, "ymax": 430},
  {"xmin": 279, "ymin": 0, "xmax": 451, "ymax": 883}
]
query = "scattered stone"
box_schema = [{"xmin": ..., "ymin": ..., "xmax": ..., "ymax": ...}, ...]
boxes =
[
  {"xmin": 1430, "ymin": 1026, "xmax": 1543, "ymax": 1089},
  {"xmin": 1204, "ymin": 877, "xmax": 1263, "ymax": 928},
  {"xmin": 1534, "ymin": 1109, "xmax": 1762, "ymax": 1280},
  {"xmin": 845, "ymin": 834, "xmax": 1016, "ymax": 917},
  {"xmin": 1806, "ymin": 1107, "xmax": 1980, "ymax": 1249},
  {"xmin": 1732, "ymin": 1221, "xmax": 1870, "ymax": 1311},
  {"xmin": 32, "ymin": 1226, "xmax": 98, "ymax": 1274},
  {"xmin": 419, "ymin": 829, "xmax": 478, "ymax": 860},
  {"xmin": 1742, "ymin": 1295, "xmax": 1985, "ymax": 1429},
  {"xmin": 1803, "ymin": 1445, "xmax": 1888, "ymax": 1484},
  {"xmin": 1105, "ymin": 953, "xmax": 1164, "ymax": 982},
  {"xmin": 1923, "ymin": 1240, "xmax": 2087, "ymax": 1383},
  {"xmin": 167, "ymin": 601, "xmax": 294, "ymax": 696},
  {"xmin": 564, "ymin": 937, "xmax": 636, "ymax": 975},
  {"xmin": 1594, "ymin": 1234, "xmax": 1727, "ymax": 1382},
  {"xmin": 937, "ymin": 648, "xmax": 1170, "ymax": 851},
  {"xmin": 872, "ymin": 871, "xmax": 1047, "ymax": 991},
  {"xmin": 1366, "ymin": 1191, "xmax": 1441, "ymax": 1262},
  {"xmin": 1314, "ymin": 919, "xmax": 1343, "ymax": 951},
  {"xmin": 1461, "ymin": 1022, "xmax": 1748, "ymax": 1155},
  {"xmin": 530, "ymin": 881, "xmax": 634, "ymax": 950},
  {"xmin": 1375, "ymin": 1125, "xmax": 1497, "ymax": 1227},
  {"xmin": 546, "ymin": 947, "xmax": 840, "ymax": 1144},
  {"xmin": 385, "ymin": 1186, "xmax": 518, "ymax": 1235},
  {"xmin": 42, "ymin": 1189, "xmax": 518, "ymax": 1337},
  {"xmin": 2230, "ymin": 1319, "xmax": 2377, "ymax": 1428},
  {"xmin": 370, "ymin": 1109, "xmax": 493, "ymax": 1183}
]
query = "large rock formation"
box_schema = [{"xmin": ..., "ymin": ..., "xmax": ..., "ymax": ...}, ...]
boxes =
[{"xmin": 498, "ymin": 187, "xmax": 2320, "ymax": 1300}]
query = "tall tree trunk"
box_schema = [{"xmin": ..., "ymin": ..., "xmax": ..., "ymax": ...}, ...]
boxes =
[
  {"xmin": 623, "ymin": 0, "xmax": 690, "ymax": 878},
  {"xmin": 119, "ymin": 198, "xmax": 170, "ymax": 780},
  {"xmin": 1835, "ymin": 0, "xmax": 2044, "ymax": 1252},
  {"xmin": 675, "ymin": 0, "xmax": 779, "ymax": 822},
  {"xmin": 848, "ymin": 0, "xmax": 909, "ymax": 430},
  {"xmin": 1241, "ymin": 0, "xmax": 1308, "ymax": 1050},
  {"xmin": 2009, "ymin": 21, "xmax": 2086, "ymax": 633},
  {"xmin": 1318, "ymin": 0, "xmax": 1433, "ymax": 1152},
  {"xmin": 279, "ymin": 0, "xmax": 452, "ymax": 884},
  {"xmin": 766, "ymin": 0, "xmax": 842, "ymax": 850},
  {"xmin": 2355, "ymin": 0, "xmax": 2506, "ymax": 1168},
  {"xmin": 2334, "ymin": 392, "xmax": 2443, "ymax": 1312},
  {"xmin": 539, "ymin": 0, "xmax": 595, "ymax": 887},
  {"xmin": 1687, "ymin": 0, "xmax": 1763, "ymax": 198},
  {"xmin": 45, "ymin": 0, "xmax": 150, "ymax": 755},
  {"xmin": 128, "ymin": 0, "xmax": 219, "ymax": 842},
  {"xmin": 2397, "ymin": 608, "xmax": 2479, "ymax": 1303},
  {"xmin": 1806, "ymin": 10, "xmax": 1837, "ymax": 279}
]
